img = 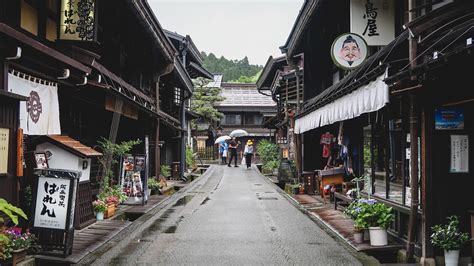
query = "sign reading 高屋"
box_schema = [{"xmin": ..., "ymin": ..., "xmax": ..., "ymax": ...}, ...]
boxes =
[
  {"xmin": 59, "ymin": 0, "xmax": 96, "ymax": 41},
  {"xmin": 350, "ymin": 0, "xmax": 395, "ymax": 46},
  {"xmin": 34, "ymin": 176, "xmax": 71, "ymax": 230}
]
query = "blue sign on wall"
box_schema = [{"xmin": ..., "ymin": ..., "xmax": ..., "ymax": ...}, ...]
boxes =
[{"xmin": 435, "ymin": 108, "xmax": 464, "ymax": 130}]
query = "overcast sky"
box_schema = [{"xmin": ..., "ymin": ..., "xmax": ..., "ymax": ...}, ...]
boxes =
[{"xmin": 148, "ymin": 0, "xmax": 304, "ymax": 66}]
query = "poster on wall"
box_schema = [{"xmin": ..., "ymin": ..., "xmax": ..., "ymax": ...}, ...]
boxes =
[
  {"xmin": 33, "ymin": 176, "xmax": 71, "ymax": 230},
  {"xmin": 450, "ymin": 135, "xmax": 469, "ymax": 173},
  {"xmin": 435, "ymin": 108, "xmax": 464, "ymax": 130},
  {"xmin": 331, "ymin": 33, "xmax": 368, "ymax": 70},
  {"xmin": 350, "ymin": 0, "xmax": 395, "ymax": 46},
  {"xmin": 0, "ymin": 128, "xmax": 9, "ymax": 174},
  {"xmin": 120, "ymin": 154, "xmax": 147, "ymax": 205}
]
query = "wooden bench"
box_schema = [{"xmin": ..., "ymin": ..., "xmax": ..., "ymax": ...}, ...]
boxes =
[{"xmin": 334, "ymin": 191, "xmax": 353, "ymax": 211}]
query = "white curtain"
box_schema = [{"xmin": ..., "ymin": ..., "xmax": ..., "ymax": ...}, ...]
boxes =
[
  {"xmin": 8, "ymin": 73, "xmax": 61, "ymax": 135},
  {"xmin": 295, "ymin": 69, "xmax": 389, "ymax": 134}
]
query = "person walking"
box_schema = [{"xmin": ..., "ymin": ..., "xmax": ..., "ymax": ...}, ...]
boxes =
[
  {"xmin": 219, "ymin": 141, "xmax": 228, "ymax": 164},
  {"xmin": 244, "ymin": 140, "xmax": 254, "ymax": 169},
  {"xmin": 227, "ymin": 138, "xmax": 239, "ymax": 167}
]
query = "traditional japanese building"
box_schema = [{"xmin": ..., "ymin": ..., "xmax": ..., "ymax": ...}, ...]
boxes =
[
  {"xmin": 214, "ymin": 82, "xmax": 276, "ymax": 160},
  {"xmin": 0, "ymin": 0, "xmax": 193, "ymax": 228},
  {"xmin": 277, "ymin": 0, "xmax": 473, "ymax": 263}
]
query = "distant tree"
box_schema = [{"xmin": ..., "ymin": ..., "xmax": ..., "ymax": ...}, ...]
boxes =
[
  {"xmin": 201, "ymin": 52, "xmax": 263, "ymax": 83},
  {"xmin": 191, "ymin": 78, "xmax": 225, "ymax": 124}
]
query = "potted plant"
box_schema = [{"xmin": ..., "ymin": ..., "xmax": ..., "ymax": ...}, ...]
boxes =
[
  {"xmin": 344, "ymin": 199, "xmax": 365, "ymax": 244},
  {"xmin": 431, "ymin": 216, "xmax": 469, "ymax": 266},
  {"xmin": 0, "ymin": 198, "xmax": 28, "ymax": 263},
  {"xmin": 356, "ymin": 200, "xmax": 393, "ymax": 246},
  {"xmin": 92, "ymin": 199, "xmax": 107, "ymax": 221},
  {"xmin": 148, "ymin": 177, "xmax": 161, "ymax": 195},
  {"xmin": 4, "ymin": 227, "xmax": 36, "ymax": 265}
]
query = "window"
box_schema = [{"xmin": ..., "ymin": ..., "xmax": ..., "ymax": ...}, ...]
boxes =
[
  {"xmin": 221, "ymin": 114, "xmax": 241, "ymax": 125},
  {"xmin": 174, "ymin": 87, "xmax": 181, "ymax": 106},
  {"xmin": 21, "ymin": 0, "xmax": 38, "ymax": 35}
]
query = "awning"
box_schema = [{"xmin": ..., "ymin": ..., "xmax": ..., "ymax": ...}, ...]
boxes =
[{"xmin": 295, "ymin": 69, "xmax": 389, "ymax": 134}]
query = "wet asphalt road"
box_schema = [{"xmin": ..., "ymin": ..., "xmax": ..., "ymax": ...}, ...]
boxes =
[{"xmin": 108, "ymin": 165, "xmax": 362, "ymax": 265}]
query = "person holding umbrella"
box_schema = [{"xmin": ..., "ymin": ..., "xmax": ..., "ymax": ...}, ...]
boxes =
[
  {"xmin": 244, "ymin": 140, "xmax": 254, "ymax": 169},
  {"xmin": 219, "ymin": 140, "xmax": 228, "ymax": 164},
  {"xmin": 227, "ymin": 137, "xmax": 239, "ymax": 167}
]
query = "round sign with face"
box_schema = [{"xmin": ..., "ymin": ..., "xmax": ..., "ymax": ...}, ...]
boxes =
[{"xmin": 331, "ymin": 33, "xmax": 368, "ymax": 70}]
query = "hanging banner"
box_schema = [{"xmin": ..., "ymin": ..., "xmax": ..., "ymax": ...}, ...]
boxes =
[
  {"xmin": 59, "ymin": 0, "xmax": 97, "ymax": 41},
  {"xmin": 450, "ymin": 135, "xmax": 469, "ymax": 173},
  {"xmin": 350, "ymin": 0, "xmax": 395, "ymax": 46},
  {"xmin": 0, "ymin": 128, "xmax": 9, "ymax": 174},
  {"xmin": 8, "ymin": 73, "xmax": 61, "ymax": 135},
  {"xmin": 120, "ymin": 154, "xmax": 148, "ymax": 205}
]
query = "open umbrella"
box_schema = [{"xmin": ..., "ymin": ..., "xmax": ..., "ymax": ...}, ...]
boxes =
[
  {"xmin": 214, "ymin": 135, "xmax": 231, "ymax": 144},
  {"xmin": 230, "ymin": 129, "xmax": 248, "ymax": 138}
]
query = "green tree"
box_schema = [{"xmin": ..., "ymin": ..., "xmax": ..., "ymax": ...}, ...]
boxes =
[
  {"xmin": 201, "ymin": 52, "xmax": 263, "ymax": 83},
  {"xmin": 191, "ymin": 78, "xmax": 225, "ymax": 124}
]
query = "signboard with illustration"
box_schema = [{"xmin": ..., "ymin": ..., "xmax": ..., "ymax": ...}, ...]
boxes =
[
  {"xmin": 350, "ymin": 0, "xmax": 395, "ymax": 46},
  {"xmin": 435, "ymin": 108, "xmax": 464, "ymax": 130},
  {"xmin": 331, "ymin": 33, "xmax": 368, "ymax": 70}
]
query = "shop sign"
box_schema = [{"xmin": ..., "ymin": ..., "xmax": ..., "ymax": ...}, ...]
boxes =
[
  {"xmin": 435, "ymin": 108, "xmax": 464, "ymax": 130},
  {"xmin": 350, "ymin": 0, "xmax": 395, "ymax": 46},
  {"xmin": 59, "ymin": 0, "xmax": 97, "ymax": 41},
  {"xmin": 0, "ymin": 128, "xmax": 9, "ymax": 174},
  {"xmin": 450, "ymin": 135, "xmax": 469, "ymax": 173},
  {"xmin": 331, "ymin": 33, "xmax": 368, "ymax": 70},
  {"xmin": 33, "ymin": 176, "xmax": 71, "ymax": 230},
  {"xmin": 120, "ymin": 154, "xmax": 148, "ymax": 205}
]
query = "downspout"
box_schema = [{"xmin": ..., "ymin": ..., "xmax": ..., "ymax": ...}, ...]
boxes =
[
  {"xmin": 406, "ymin": 0, "xmax": 419, "ymax": 262},
  {"xmin": 180, "ymin": 37, "xmax": 190, "ymax": 180}
]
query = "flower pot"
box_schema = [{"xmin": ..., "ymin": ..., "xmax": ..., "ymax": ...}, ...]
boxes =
[
  {"xmin": 96, "ymin": 212, "xmax": 104, "ymax": 221},
  {"xmin": 104, "ymin": 204, "xmax": 116, "ymax": 219},
  {"xmin": 12, "ymin": 248, "xmax": 27, "ymax": 265},
  {"xmin": 353, "ymin": 231, "xmax": 364, "ymax": 244},
  {"xmin": 369, "ymin": 227, "xmax": 388, "ymax": 246},
  {"xmin": 444, "ymin": 249, "xmax": 460, "ymax": 266},
  {"xmin": 363, "ymin": 229, "xmax": 370, "ymax": 242}
]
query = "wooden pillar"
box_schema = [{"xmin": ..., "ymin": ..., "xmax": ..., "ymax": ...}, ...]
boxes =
[
  {"xmin": 421, "ymin": 105, "xmax": 434, "ymax": 260},
  {"xmin": 155, "ymin": 119, "xmax": 161, "ymax": 178}
]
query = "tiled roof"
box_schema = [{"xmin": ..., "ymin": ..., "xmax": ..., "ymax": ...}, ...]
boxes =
[
  {"xmin": 205, "ymin": 74, "xmax": 223, "ymax": 88},
  {"xmin": 46, "ymin": 135, "xmax": 103, "ymax": 158},
  {"xmin": 215, "ymin": 83, "xmax": 276, "ymax": 107}
]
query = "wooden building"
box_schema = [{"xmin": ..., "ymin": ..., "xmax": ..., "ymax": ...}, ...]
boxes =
[
  {"xmin": 275, "ymin": 0, "xmax": 473, "ymax": 263},
  {"xmin": 0, "ymin": 0, "xmax": 192, "ymax": 227}
]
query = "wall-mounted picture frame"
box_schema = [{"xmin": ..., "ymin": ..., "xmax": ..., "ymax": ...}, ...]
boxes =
[{"xmin": 34, "ymin": 152, "xmax": 49, "ymax": 169}]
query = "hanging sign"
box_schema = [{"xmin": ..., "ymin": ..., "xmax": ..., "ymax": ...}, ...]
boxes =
[
  {"xmin": 435, "ymin": 108, "xmax": 464, "ymax": 130},
  {"xmin": 331, "ymin": 33, "xmax": 368, "ymax": 70},
  {"xmin": 59, "ymin": 0, "xmax": 97, "ymax": 41},
  {"xmin": 0, "ymin": 128, "xmax": 9, "ymax": 174},
  {"xmin": 8, "ymin": 73, "xmax": 61, "ymax": 135},
  {"xmin": 350, "ymin": 0, "xmax": 395, "ymax": 46},
  {"xmin": 450, "ymin": 135, "xmax": 469, "ymax": 173}
]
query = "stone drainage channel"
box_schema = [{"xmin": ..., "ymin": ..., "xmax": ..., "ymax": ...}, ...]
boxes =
[{"xmin": 80, "ymin": 165, "xmax": 219, "ymax": 265}]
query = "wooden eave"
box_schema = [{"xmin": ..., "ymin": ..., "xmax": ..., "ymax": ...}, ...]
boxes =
[
  {"xmin": 187, "ymin": 61, "xmax": 213, "ymax": 79},
  {"xmin": 40, "ymin": 135, "xmax": 103, "ymax": 158},
  {"xmin": 279, "ymin": 0, "xmax": 323, "ymax": 58},
  {"xmin": 0, "ymin": 23, "xmax": 91, "ymax": 74},
  {"xmin": 127, "ymin": 0, "xmax": 175, "ymax": 67}
]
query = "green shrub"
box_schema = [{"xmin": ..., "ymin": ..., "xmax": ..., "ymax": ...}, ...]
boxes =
[
  {"xmin": 355, "ymin": 199, "xmax": 394, "ymax": 229},
  {"xmin": 148, "ymin": 177, "xmax": 161, "ymax": 190},
  {"xmin": 256, "ymin": 139, "xmax": 280, "ymax": 173},
  {"xmin": 431, "ymin": 216, "xmax": 469, "ymax": 251},
  {"xmin": 160, "ymin": 165, "xmax": 171, "ymax": 178},
  {"xmin": 186, "ymin": 146, "xmax": 195, "ymax": 169}
]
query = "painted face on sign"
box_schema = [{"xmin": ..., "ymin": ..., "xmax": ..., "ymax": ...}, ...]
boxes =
[{"xmin": 338, "ymin": 36, "xmax": 361, "ymax": 66}]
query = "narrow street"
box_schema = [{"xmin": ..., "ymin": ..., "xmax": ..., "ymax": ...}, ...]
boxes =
[{"xmin": 105, "ymin": 166, "xmax": 363, "ymax": 265}]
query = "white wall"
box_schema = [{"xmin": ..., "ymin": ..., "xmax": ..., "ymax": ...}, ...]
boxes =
[{"xmin": 36, "ymin": 142, "xmax": 91, "ymax": 182}]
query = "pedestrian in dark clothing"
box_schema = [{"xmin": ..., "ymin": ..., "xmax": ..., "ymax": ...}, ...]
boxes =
[{"xmin": 227, "ymin": 138, "xmax": 239, "ymax": 167}]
